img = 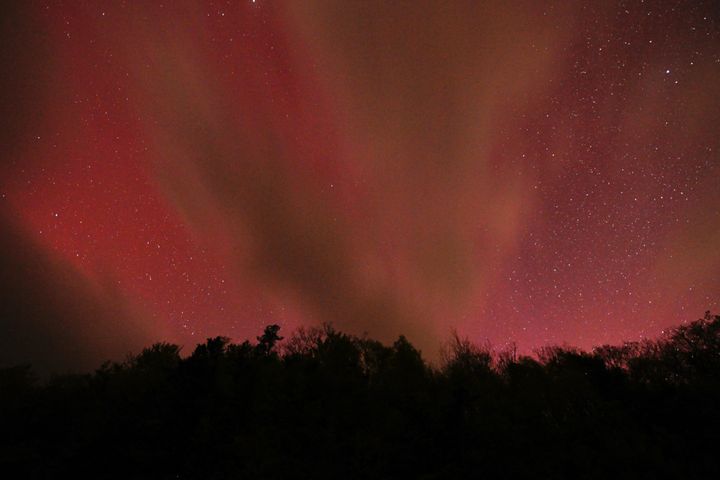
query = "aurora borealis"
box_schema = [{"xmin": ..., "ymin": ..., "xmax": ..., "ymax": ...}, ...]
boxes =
[{"xmin": 1, "ymin": 1, "xmax": 719, "ymax": 370}]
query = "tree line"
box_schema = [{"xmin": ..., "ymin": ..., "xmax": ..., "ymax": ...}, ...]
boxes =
[{"xmin": 2, "ymin": 312, "xmax": 720, "ymax": 479}]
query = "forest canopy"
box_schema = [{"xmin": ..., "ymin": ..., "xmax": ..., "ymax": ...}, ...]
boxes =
[{"xmin": 2, "ymin": 312, "xmax": 720, "ymax": 479}]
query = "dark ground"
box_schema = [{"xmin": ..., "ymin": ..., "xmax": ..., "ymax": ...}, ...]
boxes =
[{"xmin": 2, "ymin": 313, "xmax": 720, "ymax": 479}]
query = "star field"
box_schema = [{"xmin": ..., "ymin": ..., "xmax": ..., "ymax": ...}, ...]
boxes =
[{"xmin": 1, "ymin": 1, "xmax": 718, "ymax": 367}]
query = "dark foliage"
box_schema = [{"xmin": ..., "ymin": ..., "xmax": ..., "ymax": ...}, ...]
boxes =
[{"xmin": 2, "ymin": 313, "xmax": 720, "ymax": 479}]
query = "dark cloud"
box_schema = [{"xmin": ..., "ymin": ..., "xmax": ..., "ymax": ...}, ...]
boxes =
[
  {"xmin": 0, "ymin": 5, "xmax": 161, "ymax": 372},
  {"xmin": 0, "ymin": 208, "xmax": 160, "ymax": 373}
]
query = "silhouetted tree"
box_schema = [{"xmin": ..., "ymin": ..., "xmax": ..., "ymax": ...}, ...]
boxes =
[
  {"xmin": 256, "ymin": 324, "xmax": 283, "ymax": 356},
  {"xmin": 2, "ymin": 312, "xmax": 720, "ymax": 479}
]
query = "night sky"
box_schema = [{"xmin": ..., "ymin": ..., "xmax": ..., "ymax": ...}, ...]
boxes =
[{"xmin": 1, "ymin": 1, "xmax": 719, "ymax": 371}]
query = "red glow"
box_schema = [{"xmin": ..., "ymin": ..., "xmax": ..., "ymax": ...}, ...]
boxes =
[{"xmin": 2, "ymin": 1, "xmax": 719, "ymax": 365}]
